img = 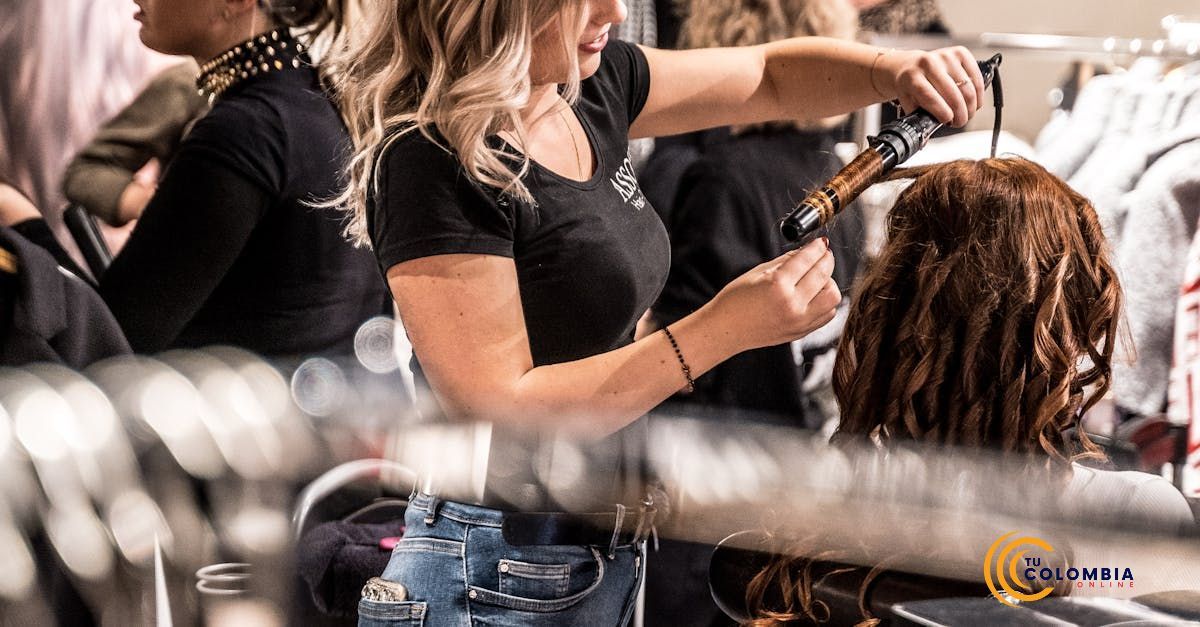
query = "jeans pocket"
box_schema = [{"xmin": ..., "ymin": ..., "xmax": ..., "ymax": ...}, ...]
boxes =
[
  {"xmin": 497, "ymin": 559, "xmax": 572, "ymax": 599},
  {"xmin": 468, "ymin": 547, "xmax": 606, "ymax": 613},
  {"xmin": 357, "ymin": 599, "xmax": 426, "ymax": 627}
]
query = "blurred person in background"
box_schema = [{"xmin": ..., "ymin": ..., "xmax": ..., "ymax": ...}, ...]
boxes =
[
  {"xmin": 852, "ymin": 0, "xmax": 948, "ymax": 35},
  {"xmin": 1, "ymin": 0, "xmax": 390, "ymax": 360},
  {"xmin": 0, "ymin": 176, "xmax": 132, "ymax": 367},
  {"xmin": 61, "ymin": 61, "xmax": 209, "ymax": 230},
  {"xmin": 644, "ymin": 1, "xmax": 863, "ymax": 624},
  {"xmin": 0, "ymin": 0, "xmax": 173, "ymax": 252},
  {"xmin": 639, "ymin": 0, "xmax": 951, "ymax": 222}
]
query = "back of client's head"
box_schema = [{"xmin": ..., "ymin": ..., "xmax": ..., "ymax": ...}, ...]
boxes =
[
  {"xmin": 833, "ymin": 158, "xmax": 1120, "ymax": 467},
  {"xmin": 745, "ymin": 159, "xmax": 1114, "ymax": 626}
]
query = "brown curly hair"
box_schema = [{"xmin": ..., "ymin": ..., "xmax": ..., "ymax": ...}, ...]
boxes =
[
  {"xmin": 746, "ymin": 158, "xmax": 1121, "ymax": 626},
  {"xmin": 832, "ymin": 158, "xmax": 1119, "ymax": 467}
]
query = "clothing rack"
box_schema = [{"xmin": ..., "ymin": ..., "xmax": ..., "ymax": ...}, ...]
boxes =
[
  {"xmin": 875, "ymin": 13, "xmax": 1200, "ymax": 61},
  {"xmin": 872, "ymin": 31, "xmax": 1200, "ymax": 62},
  {"xmin": 850, "ymin": 21, "xmax": 1200, "ymax": 149}
]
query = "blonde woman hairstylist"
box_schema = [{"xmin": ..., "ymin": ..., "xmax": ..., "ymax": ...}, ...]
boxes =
[{"xmin": 331, "ymin": 1, "xmax": 982, "ymax": 625}]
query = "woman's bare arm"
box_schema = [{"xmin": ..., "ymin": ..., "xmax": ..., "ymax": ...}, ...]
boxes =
[
  {"xmin": 388, "ymin": 239, "xmax": 838, "ymax": 437},
  {"xmin": 630, "ymin": 38, "xmax": 984, "ymax": 139}
]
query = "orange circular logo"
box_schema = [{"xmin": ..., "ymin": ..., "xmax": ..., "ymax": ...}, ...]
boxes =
[{"xmin": 983, "ymin": 532, "xmax": 1055, "ymax": 607}]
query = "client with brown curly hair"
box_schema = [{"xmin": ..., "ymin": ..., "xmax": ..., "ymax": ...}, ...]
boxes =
[
  {"xmin": 834, "ymin": 157, "xmax": 1117, "ymax": 463},
  {"xmin": 744, "ymin": 158, "xmax": 1195, "ymax": 626}
]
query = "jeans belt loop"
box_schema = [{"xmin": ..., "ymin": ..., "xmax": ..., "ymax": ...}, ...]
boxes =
[
  {"xmin": 423, "ymin": 495, "xmax": 442, "ymax": 526},
  {"xmin": 632, "ymin": 494, "xmax": 658, "ymax": 548},
  {"xmin": 606, "ymin": 503, "xmax": 627, "ymax": 559}
]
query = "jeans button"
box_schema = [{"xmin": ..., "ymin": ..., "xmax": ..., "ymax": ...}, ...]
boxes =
[
  {"xmin": 499, "ymin": 563, "xmax": 510, "ymax": 573},
  {"xmin": 468, "ymin": 590, "xmax": 478, "ymax": 599}
]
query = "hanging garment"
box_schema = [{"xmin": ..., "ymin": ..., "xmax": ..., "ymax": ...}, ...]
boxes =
[
  {"xmin": 1066, "ymin": 78, "xmax": 1151, "ymax": 235},
  {"xmin": 1034, "ymin": 74, "xmax": 1125, "ymax": 180},
  {"xmin": 1069, "ymin": 70, "xmax": 1200, "ymax": 237},
  {"xmin": 1071, "ymin": 80, "xmax": 1166, "ymax": 228},
  {"xmin": 1111, "ymin": 136, "xmax": 1200, "ymax": 416},
  {"xmin": 1167, "ymin": 216, "xmax": 1200, "ymax": 498},
  {"xmin": 616, "ymin": 0, "xmax": 657, "ymax": 47}
]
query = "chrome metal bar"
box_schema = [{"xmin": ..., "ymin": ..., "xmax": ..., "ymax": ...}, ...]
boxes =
[{"xmin": 872, "ymin": 32, "xmax": 1200, "ymax": 60}]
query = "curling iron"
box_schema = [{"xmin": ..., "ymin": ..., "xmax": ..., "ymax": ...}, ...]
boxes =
[{"xmin": 779, "ymin": 53, "xmax": 1004, "ymax": 243}]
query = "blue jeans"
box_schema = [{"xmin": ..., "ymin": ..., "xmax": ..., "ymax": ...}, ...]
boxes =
[{"xmin": 359, "ymin": 494, "xmax": 645, "ymax": 627}]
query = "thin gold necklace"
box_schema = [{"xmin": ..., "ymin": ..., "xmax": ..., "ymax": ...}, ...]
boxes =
[{"xmin": 556, "ymin": 105, "xmax": 585, "ymax": 180}]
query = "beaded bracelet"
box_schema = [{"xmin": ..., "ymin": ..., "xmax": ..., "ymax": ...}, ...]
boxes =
[{"xmin": 662, "ymin": 326, "xmax": 695, "ymax": 393}]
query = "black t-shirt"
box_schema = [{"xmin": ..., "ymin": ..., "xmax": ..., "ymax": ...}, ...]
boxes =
[
  {"xmin": 369, "ymin": 41, "xmax": 668, "ymax": 509},
  {"xmin": 95, "ymin": 62, "xmax": 389, "ymax": 356}
]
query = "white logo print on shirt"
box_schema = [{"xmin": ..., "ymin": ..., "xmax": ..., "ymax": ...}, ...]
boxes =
[{"xmin": 610, "ymin": 156, "xmax": 647, "ymax": 210}]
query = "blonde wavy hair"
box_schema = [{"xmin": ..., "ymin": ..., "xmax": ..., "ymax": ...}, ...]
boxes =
[
  {"xmin": 677, "ymin": 0, "xmax": 857, "ymax": 49},
  {"xmin": 677, "ymin": 0, "xmax": 857, "ymax": 132},
  {"xmin": 326, "ymin": 0, "xmax": 587, "ymax": 247}
]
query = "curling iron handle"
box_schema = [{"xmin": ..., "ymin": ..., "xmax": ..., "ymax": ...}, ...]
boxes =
[
  {"xmin": 874, "ymin": 55, "xmax": 1002, "ymax": 165},
  {"xmin": 779, "ymin": 54, "xmax": 1003, "ymax": 243}
]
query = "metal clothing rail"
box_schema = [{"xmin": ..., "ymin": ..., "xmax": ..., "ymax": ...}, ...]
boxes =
[
  {"xmin": 871, "ymin": 31, "xmax": 1200, "ymax": 61},
  {"xmin": 848, "ymin": 20, "xmax": 1200, "ymax": 148}
]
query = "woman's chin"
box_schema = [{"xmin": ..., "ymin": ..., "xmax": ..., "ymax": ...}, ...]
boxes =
[
  {"xmin": 136, "ymin": 30, "xmax": 161, "ymax": 52},
  {"xmin": 137, "ymin": 31, "xmax": 182, "ymax": 57},
  {"xmin": 578, "ymin": 56, "xmax": 602, "ymax": 81}
]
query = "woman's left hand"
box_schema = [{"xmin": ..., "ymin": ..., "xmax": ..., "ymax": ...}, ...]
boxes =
[{"xmin": 876, "ymin": 46, "xmax": 986, "ymax": 128}]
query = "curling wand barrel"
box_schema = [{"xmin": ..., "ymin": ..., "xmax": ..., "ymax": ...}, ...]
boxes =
[{"xmin": 780, "ymin": 53, "xmax": 1003, "ymax": 243}]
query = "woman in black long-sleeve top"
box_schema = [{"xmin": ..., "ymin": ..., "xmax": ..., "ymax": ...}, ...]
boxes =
[{"xmin": 6, "ymin": 0, "xmax": 387, "ymax": 358}]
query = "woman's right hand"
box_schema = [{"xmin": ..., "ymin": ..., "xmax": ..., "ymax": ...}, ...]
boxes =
[
  {"xmin": 114, "ymin": 159, "xmax": 161, "ymax": 225},
  {"xmin": 706, "ymin": 237, "xmax": 840, "ymax": 351}
]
